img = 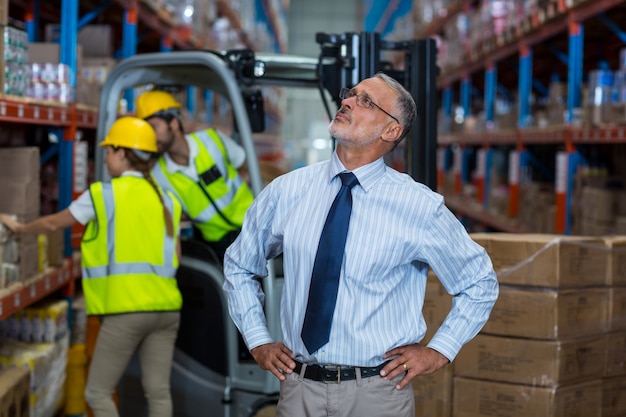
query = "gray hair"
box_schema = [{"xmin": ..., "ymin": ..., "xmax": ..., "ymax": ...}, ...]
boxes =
[{"xmin": 373, "ymin": 72, "xmax": 417, "ymax": 143}]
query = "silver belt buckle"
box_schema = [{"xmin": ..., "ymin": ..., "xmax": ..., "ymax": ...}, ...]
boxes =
[{"xmin": 323, "ymin": 365, "xmax": 341, "ymax": 384}]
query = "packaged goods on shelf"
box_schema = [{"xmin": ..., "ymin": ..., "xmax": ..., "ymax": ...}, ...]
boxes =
[
  {"xmin": 0, "ymin": 235, "xmax": 39, "ymax": 285},
  {"xmin": 588, "ymin": 69, "xmax": 615, "ymax": 127},
  {"xmin": 519, "ymin": 182, "xmax": 556, "ymax": 233},
  {"xmin": 0, "ymin": 262, "xmax": 18, "ymax": 288},
  {"xmin": 76, "ymin": 57, "xmax": 117, "ymax": 108},
  {"xmin": 44, "ymin": 230, "xmax": 63, "ymax": 268},
  {"xmin": 0, "ymin": 223, "xmax": 10, "ymax": 242},
  {"xmin": 3, "ymin": 300, "xmax": 69, "ymax": 343},
  {"xmin": 0, "ymin": 367, "xmax": 30, "ymax": 417},
  {"xmin": 0, "ymin": 147, "xmax": 42, "ymax": 281},
  {"xmin": 2, "ymin": 26, "xmax": 29, "ymax": 96},
  {"xmin": 570, "ymin": 170, "xmax": 626, "ymax": 236},
  {"xmin": 0, "ymin": 239, "xmax": 18, "ymax": 263},
  {"xmin": 26, "ymin": 43, "xmax": 83, "ymax": 104},
  {"xmin": 0, "ymin": 335, "xmax": 68, "ymax": 417},
  {"xmin": 1, "ymin": 299, "xmax": 70, "ymax": 344}
]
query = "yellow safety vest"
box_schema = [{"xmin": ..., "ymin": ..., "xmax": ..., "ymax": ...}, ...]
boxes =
[
  {"xmin": 81, "ymin": 176, "xmax": 183, "ymax": 315},
  {"xmin": 152, "ymin": 128, "xmax": 254, "ymax": 242}
]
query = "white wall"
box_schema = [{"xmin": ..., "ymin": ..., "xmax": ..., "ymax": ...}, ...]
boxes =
[{"xmin": 278, "ymin": 0, "xmax": 362, "ymax": 167}]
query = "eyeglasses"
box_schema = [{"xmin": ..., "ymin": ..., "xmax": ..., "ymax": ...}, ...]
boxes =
[{"xmin": 339, "ymin": 87, "xmax": 399, "ymax": 124}]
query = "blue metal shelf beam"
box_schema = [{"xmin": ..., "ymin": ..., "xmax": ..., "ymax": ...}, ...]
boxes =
[
  {"xmin": 598, "ymin": 13, "xmax": 626, "ymax": 44},
  {"xmin": 485, "ymin": 64, "xmax": 496, "ymax": 125},
  {"xmin": 25, "ymin": 0, "xmax": 40, "ymax": 42},
  {"xmin": 78, "ymin": 0, "xmax": 113, "ymax": 30},
  {"xmin": 567, "ymin": 22, "xmax": 584, "ymax": 124},
  {"xmin": 461, "ymin": 77, "xmax": 471, "ymax": 116},
  {"xmin": 122, "ymin": 3, "xmax": 138, "ymax": 111},
  {"xmin": 518, "ymin": 46, "xmax": 532, "ymax": 128}
]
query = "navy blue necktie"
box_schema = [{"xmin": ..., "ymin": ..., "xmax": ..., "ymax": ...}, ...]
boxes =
[{"xmin": 301, "ymin": 172, "xmax": 359, "ymax": 354}]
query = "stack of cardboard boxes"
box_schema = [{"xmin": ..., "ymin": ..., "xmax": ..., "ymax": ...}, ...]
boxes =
[
  {"xmin": 0, "ymin": 367, "xmax": 30, "ymax": 417},
  {"xmin": 413, "ymin": 271, "xmax": 454, "ymax": 416},
  {"xmin": 445, "ymin": 233, "xmax": 626, "ymax": 417},
  {"xmin": 0, "ymin": 147, "xmax": 40, "ymax": 286},
  {"xmin": 603, "ymin": 237, "xmax": 626, "ymax": 417},
  {"xmin": 413, "ymin": 232, "xmax": 623, "ymax": 417}
]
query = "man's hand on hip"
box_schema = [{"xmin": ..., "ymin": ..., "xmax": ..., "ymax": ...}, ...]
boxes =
[
  {"xmin": 250, "ymin": 342, "xmax": 296, "ymax": 381},
  {"xmin": 380, "ymin": 344, "xmax": 450, "ymax": 390}
]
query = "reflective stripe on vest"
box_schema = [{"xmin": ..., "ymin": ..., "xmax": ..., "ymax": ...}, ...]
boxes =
[
  {"xmin": 151, "ymin": 128, "xmax": 254, "ymax": 241},
  {"xmin": 81, "ymin": 177, "xmax": 182, "ymax": 315}
]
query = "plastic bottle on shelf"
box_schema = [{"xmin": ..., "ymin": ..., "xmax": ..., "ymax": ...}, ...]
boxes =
[{"xmin": 589, "ymin": 64, "xmax": 615, "ymax": 126}]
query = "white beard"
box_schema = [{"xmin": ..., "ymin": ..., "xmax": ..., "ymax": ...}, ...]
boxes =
[{"xmin": 328, "ymin": 117, "xmax": 384, "ymax": 149}]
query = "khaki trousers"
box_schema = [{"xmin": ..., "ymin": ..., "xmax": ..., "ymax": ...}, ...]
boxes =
[
  {"xmin": 85, "ymin": 311, "xmax": 180, "ymax": 417},
  {"xmin": 276, "ymin": 366, "xmax": 414, "ymax": 417}
]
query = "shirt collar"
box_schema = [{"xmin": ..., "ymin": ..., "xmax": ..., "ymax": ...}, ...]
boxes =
[
  {"xmin": 120, "ymin": 170, "xmax": 144, "ymax": 178},
  {"xmin": 328, "ymin": 151, "xmax": 386, "ymax": 192}
]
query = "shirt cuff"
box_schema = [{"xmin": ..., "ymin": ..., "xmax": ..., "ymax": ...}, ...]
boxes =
[
  {"xmin": 243, "ymin": 325, "xmax": 274, "ymax": 351},
  {"xmin": 426, "ymin": 331, "xmax": 463, "ymax": 362}
]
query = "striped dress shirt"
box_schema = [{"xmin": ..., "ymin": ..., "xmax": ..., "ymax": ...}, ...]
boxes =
[{"xmin": 223, "ymin": 152, "xmax": 498, "ymax": 367}]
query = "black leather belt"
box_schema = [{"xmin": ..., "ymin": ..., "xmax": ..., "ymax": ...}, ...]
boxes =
[{"xmin": 293, "ymin": 360, "xmax": 387, "ymax": 384}]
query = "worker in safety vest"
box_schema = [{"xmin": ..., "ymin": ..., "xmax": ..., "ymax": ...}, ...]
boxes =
[
  {"xmin": 0, "ymin": 116, "xmax": 183, "ymax": 417},
  {"xmin": 136, "ymin": 90, "xmax": 254, "ymax": 263}
]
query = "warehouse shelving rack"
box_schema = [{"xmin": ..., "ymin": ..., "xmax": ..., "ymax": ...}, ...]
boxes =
[
  {"xmin": 432, "ymin": 0, "xmax": 626, "ymax": 234},
  {"xmin": 0, "ymin": 0, "xmax": 252, "ymax": 323}
]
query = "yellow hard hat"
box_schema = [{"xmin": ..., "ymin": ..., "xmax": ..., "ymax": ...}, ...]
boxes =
[
  {"xmin": 100, "ymin": 116, "xmax": 158, "ymax": 153},
  {"xmin": 136, "ymin": 90, "xmax": 182, "ymax": 120}
]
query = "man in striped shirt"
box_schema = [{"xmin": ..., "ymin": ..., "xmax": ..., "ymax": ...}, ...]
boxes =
[{"xmin": 224, "ymin": 73, "xmax": 499, "ymax": 417}]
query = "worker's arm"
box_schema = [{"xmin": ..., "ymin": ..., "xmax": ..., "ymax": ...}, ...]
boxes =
[
  {"xmin": 216, "ymin": 131, "xmax": 246, "ymax": 168},
  {"xmin": 0, "ymin": 209, "xmax": 78, "ymax": 235}
]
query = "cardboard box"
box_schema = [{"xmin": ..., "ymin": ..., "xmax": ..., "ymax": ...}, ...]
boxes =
[
  {"xmin": 475, "ymin": 233, "xmax": 606, "ymax": 288},
  {"xmin": 454, "ymin": 334, "xmax": 607, "ymax": 386},
  {"xmin": 602, "ymin": 376, "xmax": 626, "ymax": 417},
  {"xmin": 606, "ymin": 237, "xmax": 626, "ymax": 286},
  {"xmin": 45, "ymin": 229, "xmax": 64, "ymax": 268},
  {"xmin": 422, "ymin": 272, "xmax": 453, "ymax": 344},
  {"xmin": 413, "ymin": 365, "xmax": 452, "ymax": 417},
  {"xmin": 0, "ymin": 367, "xmax": 30, "ymax": 417},
  {"xmin": 0, "ymin": 179, "xmax": 40, "ymax": 218},
  {"xmin": 581, "ymin": 186, "xmax": 615, "ymax": 222},
  {"xmin": 452, "ymin": 377, "xmax": 602, "ymax": 417},
  {"xmin": 27, "ymin": 42, "xmax": 82, "ymax": 71},
  {"xmin": 0, "ymin": 0, "xmax": 7, "ymax": 26},
  {"xmin": 17, "ymin": 240, "xmax": 40, "ymax": 281},
  {"xmin": 605, "ymin": 332, "xmax": 626, "ymax": 377},
  {"xmin": 482, "ymin": 285, "xmax": 609, "ymax": 339},
  {"xmin": 609, "ymin": 287, "xmax": 626, "ymax": 332},
  {"xmin": 0, "ymin": 147, "xmax": 39, "ymax": 180},
  {"xmin": 77, "ymin": 25, "xmax": 112, "ymax": 58}
]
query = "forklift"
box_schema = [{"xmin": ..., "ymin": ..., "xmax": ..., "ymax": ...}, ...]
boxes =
[{"xmin": 94, "ymin": 32, "xmax": 437, "ymax": 417}]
